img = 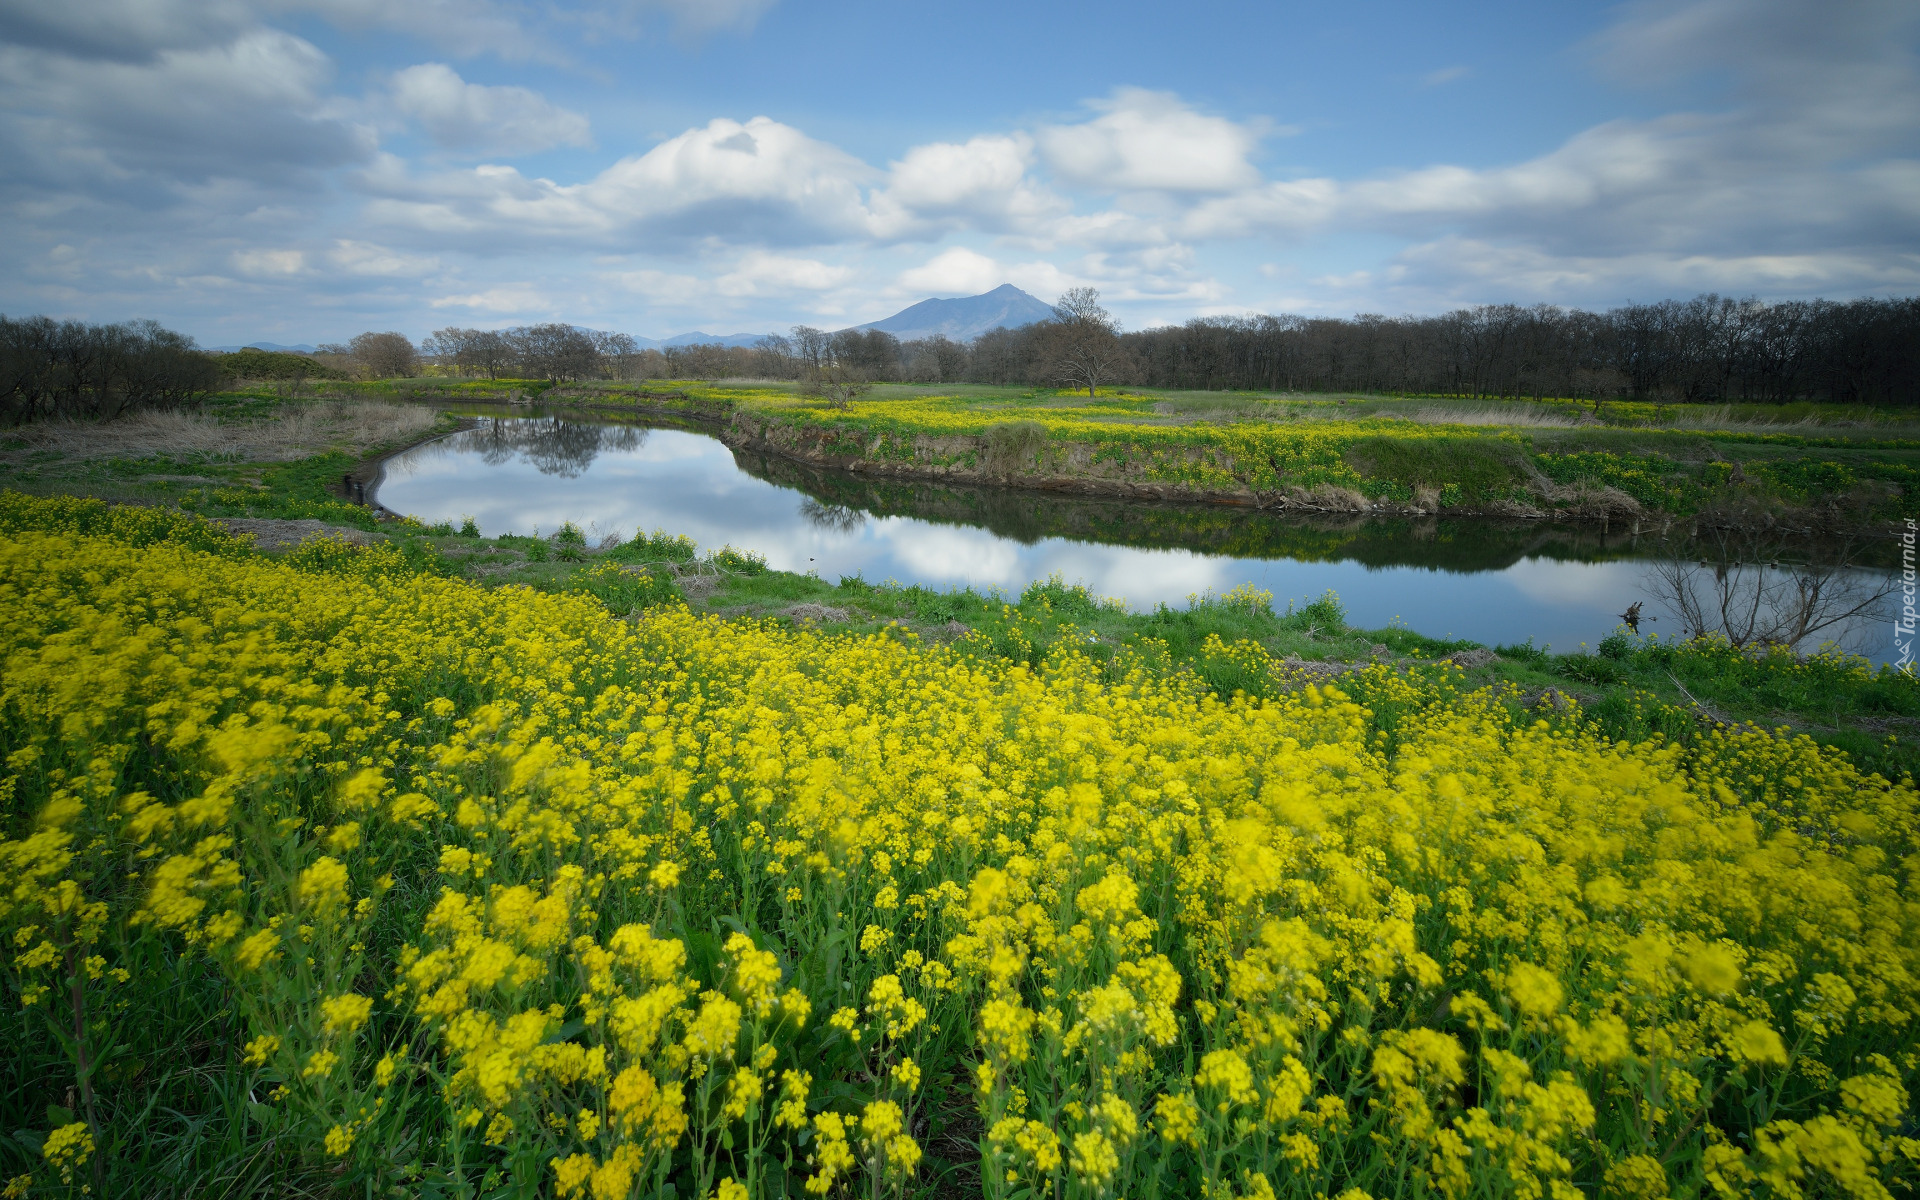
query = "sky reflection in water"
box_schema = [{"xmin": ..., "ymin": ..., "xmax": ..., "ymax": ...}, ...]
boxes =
[{"xmin": 377, "ymin": 418, "xmax": 1894, "ymax": 659}]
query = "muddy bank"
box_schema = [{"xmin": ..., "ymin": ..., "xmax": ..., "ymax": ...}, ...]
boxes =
[{"xmin": 340, "ymin": 414, "xmax": 480, "ymax": 518}]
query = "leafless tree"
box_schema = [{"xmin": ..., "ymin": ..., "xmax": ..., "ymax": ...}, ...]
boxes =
[
  {"xmin": 791, "ymin": 326, "xmax": 831, "ymax": 373},
  {"xmin": 513, "ymin": 324, "xmax": 601, "ymax": 382},
  {"xmin": 427, "ymin": 327, "xmax": 513, "ymax": 379},
  {"xmin": 753, "ymin": 333, "xmax": 796, "ymax": 377},
  {"xmin": 801, "ymin": 361, "xmax": 871, "ymax": 410},
  {"xmin": 902, "ymin": 335, "xmax": 969, "ymax": 382},
  {"xmin": 799, "ymin": 498, "xmax": 867, "ymax": 533},
  {"xmin": 830, "ymin": 328, "xmax": 903, "ymax": 381},
  {"xmin": 1041, "ymin": 288, "xmax": 1127, "ymax": 396},
  {"xmin": 0, "ymin": 315, "xmax": 220, "ymax": 424},
  {"xmin": 1642, "ymin": 525, "xmax": 1894, "ymax": 652},
  {"xmin": 348, "ymin": 331, "xmax": 418, "ymax": 379}
]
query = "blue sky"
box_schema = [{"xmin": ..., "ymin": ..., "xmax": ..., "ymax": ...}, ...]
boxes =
[{"xmin": 1, "ymin": 0, "xmax": 1915, "ymax": 345}]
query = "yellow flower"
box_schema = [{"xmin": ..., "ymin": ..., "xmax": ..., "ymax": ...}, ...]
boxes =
[
  {"xmin": 1727, "ymin": 1021, "xmax": 1788, "ymax": 1065},
  {"xmin": 321, "ymin": 992, "xmax": 373, "ymax": 1036},
  {"xmin": 42, "ymin": 1123, "xmax": 93, "ymax": 1184},
  {"xmin": 298, "ymin": 857, "xmax": 351, "ymax": 916},
  {"xmin": 1503, "ymin": 961, "xmax": 1565, "ymax": 1018},
  {"xmin": 243, "ymin": 1034, "xmax": 281, "ymax": 1066},
  {"xmin": 1684, "ymin": 944, "xmax": 1743, "ymax": 996}
]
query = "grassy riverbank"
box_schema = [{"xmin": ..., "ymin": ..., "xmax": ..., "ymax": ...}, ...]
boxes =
[{"xmin": 339, "ymin": 377, "xmax": 1920, "ymax": 529}]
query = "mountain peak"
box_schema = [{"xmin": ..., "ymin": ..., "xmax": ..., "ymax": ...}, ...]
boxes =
[{"xmin": 855, "ymin": 286, "xmax": 1055, "ymax": 342}]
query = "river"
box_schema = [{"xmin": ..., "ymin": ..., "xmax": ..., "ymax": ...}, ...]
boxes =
[{"xmin": 374, "ymin": 412, "xmax": 1902, "ymax": 661}]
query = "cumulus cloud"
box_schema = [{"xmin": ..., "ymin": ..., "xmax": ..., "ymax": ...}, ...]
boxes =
[
  {"xmin": 329, "ymin": 239, "xmax": 440, "ymax": 276},
  {"xmin": 2, "ymin": 0, "xmax": 1914, "ymax": 339},
  {"xmin": 429, "ymin": 285, "xmax": 552, "ymax": 312},
  {"xmin": 869, "ymin": 134, "xmax": 1067, "ymax": 239},
  {"xmin": 0, "ymin": 28, "xmax": 373, "ymax": 185},
  {"xmin": 1374, "ymin": 237, "xmax": 1920, "ymax": 307},
  {"xmin": 1174, "ymin": 0, "xmax": 1920, "ymax": 305},
  {"xmin": 232, "ymin": 247, "xmax": 308, "ymax": 277},
  {"xmin": 716, "ymin": 251, "xmax": 850, "ymax": 295},
  {"xmin": 361, "ymin": 116, "xmax": 874, "ymax": 248},
  {"xmin": 897, "ymin": 248, "xmax": 1005, "ymax": 296},
  {"xmin": 1038, "ymin": 88, "xmax": 1264, "ymax": 193},
  {"xmin": 390, "ymin": 63, "xmax": 591, "ymax": 155},
  {"xmin": 0, "ymin": 0, "xmax": 255, "ymax": 61}
]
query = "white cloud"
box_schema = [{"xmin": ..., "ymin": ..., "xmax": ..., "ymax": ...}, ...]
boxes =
[
  {"xmin": 390, "ymin": 63, "xmax": 591, "ymax": 155},
  {"xmin": 275, "ymin": 0, "xmax": 561, "ymax": 62},
  {"xmin": 716, "ymin": 251, "xmax": 850, "ymax": 295},
  {"xmin": 1038, "ymin": 88, "xmax": 1264, "ymax": 193},
  {"xmin": 430, "ymin": 285, "xmax": 551, "ymax": 311},
  {"xmin": 1421, "ymin": 65, "xmax": 1471, "ymax": 86},
  {"xmin": 0, "ymin": 28, "xmax": 373, "ymax": 185},
  {"xmin": 868, "ymin": 134, "xmax": 1066, "ymax": 238},
  {"xmin": 232, "ymin": 247, "xmax": 307, "ymax": 276},
  {"xmin": 362, "ymin": 116, "xmax": 874, "ymax": 247},
  {"xmin": 1379, "ymin": 237, "xmax": 1920, "ymax": 306},
  {"xmin": 0, "ymin": 0, "xmax": 256, "ymax": 61},
  {"xmin": 329, "ymin": 239, "xmax": 439, "ymax": 276},
  {"xmin": 897, "ymin": 248, "xmax": 1004, "ymax": 296}
]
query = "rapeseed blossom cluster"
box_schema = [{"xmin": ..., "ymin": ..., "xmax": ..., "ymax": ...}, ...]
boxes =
[{"xmin": 0, "ymin": 493, "xmax": 1915, "ymax": 1197}]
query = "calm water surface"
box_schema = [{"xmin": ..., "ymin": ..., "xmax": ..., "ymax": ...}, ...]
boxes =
[{"xmin": 376, "ymin": 414, "xmax": 1900, "ymax": 659}]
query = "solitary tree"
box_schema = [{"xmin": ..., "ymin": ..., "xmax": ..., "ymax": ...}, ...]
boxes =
[
  {"xmin": 801, "ymin": 361, "xmax": 871, "ymax": 410},
  {"xmin": 1043, "ymin": 288, "xmax": 1127, "ymax": 396},
  {"xmin": 348, "ymin": 331, "xmax": 418, "ymax": 379}
]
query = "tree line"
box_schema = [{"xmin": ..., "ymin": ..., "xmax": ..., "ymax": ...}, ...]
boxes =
[
  {"xmin": 434, "ymin": 292, "xmax": 1919, "ymax": 404},
  {"xmin": 0, "ymin": 315, "xmax": 224, "ymax": 424},
  {"xmin": 6, "ymin": 289, "xmax": 1914, "ymax": 427}
]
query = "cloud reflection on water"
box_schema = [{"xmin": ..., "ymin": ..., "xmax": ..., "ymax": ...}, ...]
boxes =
[{"xmin": 378, "ymin": 421, "xmax": 1899, "ymax": 660}]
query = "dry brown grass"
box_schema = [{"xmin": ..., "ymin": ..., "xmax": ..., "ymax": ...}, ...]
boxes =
[
  {"xmin": 3, "ymin": 402, "xmax": 438, "ymax": 463},
  {"xmin": 1405, "ymin": 404, "xmax": 1584, "ymax": 428}
]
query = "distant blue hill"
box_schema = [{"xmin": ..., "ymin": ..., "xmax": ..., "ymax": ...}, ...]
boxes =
[
  {"xmin": 855, "ymin": 284, "xmax": 1055, "ymax": 342},
  {"xmin": 655, "ymin": 331, "xmax": 774, "ymax": 349},
  {"xmin": 207, "ymin": 342, "xmax": 319, "ymax": 354}
]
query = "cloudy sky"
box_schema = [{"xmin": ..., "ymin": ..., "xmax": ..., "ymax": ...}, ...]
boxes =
[{"xmin": 2, "ymin": 0, "xmax": 1916, "ymax": 344}]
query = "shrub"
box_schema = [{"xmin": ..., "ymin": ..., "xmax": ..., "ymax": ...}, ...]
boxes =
[
  {"xmin": 1494, "ymin": 638, "xmax": 1551, "ymax": 663},
  {"xmin": 1556, "ymin": 653, "xmax": 1627, "ymax": 685},
  {"xmin": 605, "ymin": 530, "xmax": 699, "ymax": 565},
  {"xmin": 1283, "ymin": 589, "xmax": 1347, "ymax": 633},
  {"xmin": 565, "ymin": 561, "xmax": 682, "ymax": 614},
  {"xmin": 709, "ymin": 545, "xmax": 768, "ymax": 575},
  {"xmin": 1019, "ymin": 573, "xmax": 1103, "ymax": 619}
]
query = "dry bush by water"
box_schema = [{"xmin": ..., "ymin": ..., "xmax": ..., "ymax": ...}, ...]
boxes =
[{"xmin": 3, "ymin": 401, "xmax": 438, "ymax": 462}]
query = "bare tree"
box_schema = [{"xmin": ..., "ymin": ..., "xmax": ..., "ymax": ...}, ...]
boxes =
[
  {"xmin": 801, "ymin": 361, "xmax": 871, "ymax": 410},
  {"xmin": 1642, "ymin": 525, "xmax": 1894, "ymax": 652},
  {"xmin": 1042, "ymin": 288, "xmax": 1127, "ymax": 396},
  {"xmin": 753, "ymin": 333, "xmax": 796, "ymax": 378},
  {"xmin": 427, "ymin": 327, "xmax": 513, "ymax": 380},
  {"xmin": 514, "ymin": 324, "xmax": 600, "ymax": 382},
  {"xmin": 0, "ymin": 315, "xmax": 220, "ymax": 424},
  {"xmin": 348, "ymin": 331, "xmax": 418, "ymax": 379},
  {"xmin": 791, "ymin": 326, "xmax": 831, "ymax": 373}
]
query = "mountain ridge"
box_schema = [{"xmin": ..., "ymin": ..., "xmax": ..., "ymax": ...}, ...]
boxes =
[{"xmin": 853, "ymin": 284, "xmax": 1054, "ymax": 342}]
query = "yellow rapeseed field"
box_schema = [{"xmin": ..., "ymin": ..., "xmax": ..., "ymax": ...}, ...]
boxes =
[{"xmin": 0, "ymin": 494, "xmax": 1915, "ymax": 1198}]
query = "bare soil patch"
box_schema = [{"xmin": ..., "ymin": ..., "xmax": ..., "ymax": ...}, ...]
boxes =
[
  {"xmin": 4, "ymin": 402, "xmax": 437, "ymax": 463},
  {"xmin": 213, "ymin": 519, "xmax": 379, "ymax": 551}
]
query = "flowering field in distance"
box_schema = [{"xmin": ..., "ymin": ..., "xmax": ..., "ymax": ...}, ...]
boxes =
[{"xmin": 1, "ymin": 493, "xmax": 1916, "ymax": 1199}]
